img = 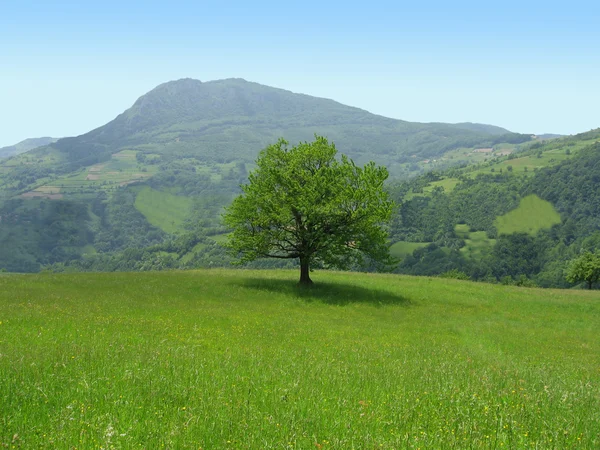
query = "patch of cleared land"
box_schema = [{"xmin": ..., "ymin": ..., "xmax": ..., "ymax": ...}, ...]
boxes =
[
  {"xmin": 133, "ymin": 186, "xmax": 194, "ymax": 233},
  {"xmin": 455, "ymin": 224, "xmax": 496, "ymax": 259},
  {"xmin": 467, "ymin": 140, "xmax": 591, "ymax": 178},
  {"xmin": 495, "ymin": 194, "xmax": 562, "ymax": 235},
  {"xmin": 23, "ymin": 151, "xmax": 158, "ymax": 199},
  {"xmin": 389, "ymin": 240, "xmax": 430, "ymax": 258},
  {"xmin": 425, "ymin": 177, "xmax": 461, "ymax": 194}
]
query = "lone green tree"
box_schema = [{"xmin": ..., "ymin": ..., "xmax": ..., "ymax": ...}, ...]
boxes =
[
  {"xmin": 223, "ymin": 136, "xmax": 394, "ymax": 285},
  {"xmin": 565, "ymin": 251, "xmax": 600, "ymax": 289}
]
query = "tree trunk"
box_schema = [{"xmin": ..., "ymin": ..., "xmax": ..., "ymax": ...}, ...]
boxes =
[
  {"xmin": 299, "ymin": 257, "xmax": 312, "ymax": 285},
  {"xmin": 588, "ymin": 280, "xmax": 593, "ymax": 290}
]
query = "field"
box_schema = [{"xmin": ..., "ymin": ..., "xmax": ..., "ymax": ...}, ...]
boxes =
[
  {"xmin": 495, "ymin": 195, "xmax": 562, "ymax": 235},
  {"xmin": 12, "ymin": 150, "xmax": 159, "ymax": 200},
  {"xmin": 133, "ymin": 186, "xmax": 194, "ymax": 233},
  {"xmin": 1, "ymin": 270, "xmax": 599, "ymax": 448},
  {"xmin": 425, "ymin": 177, "xmax": 460, "ymax": 193},
  {"xmin": 455, "ymin": 224, "xmax": 497, "ymax": 259},
  {"xmin": 466, "ymin": 139, "xmax": 592, "ymax": 178},
  {"xmin": 389, "ymin": 241, "xmax": 430, "ymax": 258}
]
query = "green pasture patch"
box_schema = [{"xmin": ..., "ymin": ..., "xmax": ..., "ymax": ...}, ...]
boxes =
[
  {"xmin": 425, "ymin": 178, "xmax": 460, "ymax": 193},
  {"xmin": 466, "ymin": 139, "xmax": 591, "ymax": 178},
  {"xmin": 112, "ymin": 150, "xmax": 138, "ymax": 160},
  {"xmin": 441, "ymin": 147, "xmax": 495, "ymax": 165},
  {"xmin": 460, "ymin": 231, "xmax": 496, "ymax": 259},
  {"xmin": 454, "ymin": 223, "xmax": 471, "ymax": 238},
  {"xmin": 389, "ymin": 241, "xmax": 430, "ymax": 258},
  {"xmin": 495, "ymin": 194, "xmax": 561, "ymax": 236},
  {"xmin": 180, "ymin": 242, "xmax": 207, "ymax": 263},
  {"xmin": 37, "ymin": 150, "xmax": 158, "ymax": 198},
  {"xmin": 454, "ymin": 225, "xmax": 496, "ymax": 259},
  {"xmin": 0, "ymin": 270, "xmax": 598, "ymax": 448},
  {"xmin": 210, "ymin": 233, "xmax": 230, "ymax": 244},
  {"xmin": 133, "ymin": 186, "xmax": 193, "ymax": 234}
]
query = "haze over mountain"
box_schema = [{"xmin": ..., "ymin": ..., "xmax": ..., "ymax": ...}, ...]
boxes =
[
  {"xmin": 0, "ymin": 77, "xmax": 538, "ymax": 273},
  {"xmin": 0, "ymin": 137, "xmax": 58, "ymax": 159},
  {"xmin": 47, "ymin": 78, "xmax": 531, "ymax": 175}
]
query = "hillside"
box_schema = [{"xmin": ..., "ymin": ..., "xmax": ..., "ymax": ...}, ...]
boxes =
[
  {"xmin": 35, "ymin": 128, "xmax": 600, "ymax": 289},
  {"xmin": 52, "ymin": 78, "xmax": 528, "ymax": 171},
  {"xmin": 0, "ymin": 136, "xmax": 57, "ymax": 158},
  {"xmin": 388, "ymin": 129, "xmax": 600, "ymax": 286},
  {"xmin": 1, "ymin": 78, "xmax": 530, "ymax": 184},
  {"xmin": 451, "ymin": 122, "xmax": 511, "ymax": 135},
  {"xmin": 0, "ymin": 78, "xmax": 533, "ymax": 272},
  {"xmin": 1, "ymin": 269, "xmax": 598, "ymax": 448}
]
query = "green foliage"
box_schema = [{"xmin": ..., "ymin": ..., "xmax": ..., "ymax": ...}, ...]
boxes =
[
  {"xmin": 0, "ymin": 78, "xmax": 528, "ymax": 198},
  {"xmin": 0, "ymin": 79, "xmax": 534, "ymax": 272},
  {"xmin": 457, "ymin": 225, "xmax": 496, "ymax": 259},
  {"xmin": 94, "ymin": 189, "xmax": 165, "ymax": 253},
  {"xmin": 1, "ymin": 270, "xmax": 599, "ymax": 447},
  {"xmin": 0, "ymin": 199, "xmax": 93, "ymax": 272},
  {"xmin": 224, "ymin": 137, "xmax": 394, "ymax": 283},
  {"xmin": 565, "ymin": 251, "xmax": 600, "ymax": 289},
  {"xmin": 386, "ymin": 132, "xmax": 600, "ymax": 285},
  {"xmin": 439, "ymin": 269, "xmax": 471, "ymax": 280}
]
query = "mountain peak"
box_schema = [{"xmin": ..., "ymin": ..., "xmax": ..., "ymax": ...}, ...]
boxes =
[{"xmin": 119, "ymin": 77, "xmax": 371, "ymax": 133}]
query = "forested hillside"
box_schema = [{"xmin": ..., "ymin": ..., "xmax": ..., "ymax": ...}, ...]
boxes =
[
  {"xmin": 39, "ymin": 129, "xmax": 600, "ymax": 290},
  {"xmin": 388, "ymin": 129, "xmax": 600, "ymax": 287},
  {"xmin": 0, "ymin": 78, "xmax": 532, "ymax": 272},
  {"xmin": 0, "ymin": 137, "xmax": 57, "ymax": 159}
]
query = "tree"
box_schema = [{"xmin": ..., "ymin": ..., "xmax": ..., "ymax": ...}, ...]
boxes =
[
  {"xmin": 565, "ymin": 251, "xmax": 600, "ymax": 289},
  {"xmin": 223, "ymin": 136, "xmax": 394, "ymax": 284}
]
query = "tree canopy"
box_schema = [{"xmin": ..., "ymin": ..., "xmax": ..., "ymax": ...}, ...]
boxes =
[
  {"xmin": 565, "ymin": 251, "xmax": 600, "ymax": 289},
  {"xmin": 223, "ymin": 136, "xmax": 394, "ymax": 284}
]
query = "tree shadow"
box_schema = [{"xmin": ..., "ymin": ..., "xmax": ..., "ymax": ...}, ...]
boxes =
[{"xmin": 237, "ymin": 277, "xmax": 410, "ymax": 306}]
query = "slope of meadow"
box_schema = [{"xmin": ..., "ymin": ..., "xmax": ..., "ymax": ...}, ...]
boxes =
[
  {"xmin": 495, "ymin": 194, "xmax": 562, "ymax": 236},
  {"xmin": 133, "ymin": 186, "xmax": 194, "ymax": 233},
  {"xmin": 1, "ymin": 270, "xmax": 598, "ymax": 448}
]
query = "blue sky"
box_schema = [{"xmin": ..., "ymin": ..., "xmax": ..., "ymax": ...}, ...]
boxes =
[{"xmin": 1, "ymin": 0, "xmax": 599, "ymax": 147}]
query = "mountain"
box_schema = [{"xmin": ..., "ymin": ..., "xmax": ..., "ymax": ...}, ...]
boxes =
[
  {"xmin": 0, "ymin": 137, "xmax": 58, "ymax": 158},
  {"xmin": 42, "ymin": 128, "xmax": 600, "ymax": 288},
  {"xmin": 451, "ymin": 122, "xmax": 511, "ymax": 135},
  {"xmin": 536, "ymin": 133, "xmax": 563, "ymax": 140},
  {"xmin": 45, "ymin": 78, "xmax": 531, "ymax": 174},
  {"xmin": 0, "ymin": 78, "xmax": 534, "ymax": 272}
]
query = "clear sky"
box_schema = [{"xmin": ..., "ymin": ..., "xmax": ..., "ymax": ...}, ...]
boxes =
[{"xmin": 1, "ymin": 0, "xmax": 599, "ymax": 147}]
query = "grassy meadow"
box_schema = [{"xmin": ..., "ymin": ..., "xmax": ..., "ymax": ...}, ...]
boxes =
[
  {"xmin": 133, "ymin": 186, "xmax": 194, "ymax": 233},
  {"xmin": 455, "ymin": 224, "xmax": 497, "ymax": 259},
  {"xmin": 1, "ymin": 270, "xmax": 599, "ymax": 448},
  {"xmin": 389, "ymin": 241, "xmax": 430, "ymax": 259},
  {"xmin": 495, "ymin": 195, "xmax": 562, "ymax": 236}
]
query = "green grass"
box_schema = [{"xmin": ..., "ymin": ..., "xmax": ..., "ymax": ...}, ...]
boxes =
[
  {"xmin": 466, "ymin": 139, "xmax": 591, "ymax": 178},
  {"xmin": 13, "ymin": 150, "xmax": 160, "ymax": 199},
  {"xmin": 389, "ymin": 241, "xmax": 430, "ymax": 258},
  {"xmin": 180, "ymin": 242, "xmax": 207, "ymax": 263},
  {"xmin": 133, "ymin": 186, "xmax": 193, "ymax": 233},
  {"xmin": 1, "ymin": 269, "xmax": 598, "ymax": 448},
  {"xmin": 495, "ymin": 194, "xmax": 562, "ymax": 236},
  {"xmin": 425, "ymin": 178, "xmax": 461, "ymax": 194},
  {"xmin": 455, "ymin": 225, "xmax": 497, "ymax": 259}
]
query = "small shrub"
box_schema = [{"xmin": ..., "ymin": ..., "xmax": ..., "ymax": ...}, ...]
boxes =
[{"xmin": 440, "ymin": 269, "xmax": 470, "ymax": 280}]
